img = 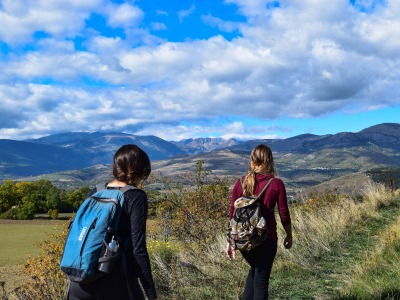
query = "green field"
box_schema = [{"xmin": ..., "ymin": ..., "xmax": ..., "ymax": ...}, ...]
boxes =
[
  {"xmin": 0, "ymin": 220, "xmax": 67, "ymax": 295},
  {"xmin": 0, "ymin": 220, "xmax": 66, "ymax": 267}
]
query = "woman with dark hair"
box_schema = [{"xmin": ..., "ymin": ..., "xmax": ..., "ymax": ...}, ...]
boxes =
[
  {"xmin": 68, "ymin": 144, "xmax": 157, "ymax": 300},
  {"xmin": 226, "ymin": 144, "xmax": 292, "ymax": 299}
]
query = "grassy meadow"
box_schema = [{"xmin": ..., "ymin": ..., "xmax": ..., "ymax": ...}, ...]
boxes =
[
  {"xmin": 1, "ymin": 179, "xmax": 400, "ymax": 299},
  {"xmin": 0, "ymin": 220, "xmax": 65, "ymax": 266},
  {"xmin": 0, "ymin": 220, "xmax": 66, "ymax": 296}
]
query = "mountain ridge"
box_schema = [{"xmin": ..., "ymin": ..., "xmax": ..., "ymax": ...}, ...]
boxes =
[{"xmin": 1, "ymin": 123, "xmax": 399, "ymax": 187}]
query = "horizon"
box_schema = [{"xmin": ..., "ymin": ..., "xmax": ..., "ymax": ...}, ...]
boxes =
[
  {"xmin": 1, "ymin": 0, "xmax": 399, "ymax": 141},
  {"xmin": 7, "ymin": 121, "xmax": 397, "ymax": 143}
]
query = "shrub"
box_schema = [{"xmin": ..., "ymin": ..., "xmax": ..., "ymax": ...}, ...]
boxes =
[
  {"xmin": 48, "ymin": 209, "xmax": 59, "ymax": 220},
  {"xmin": 151, "ymin": 160, "xmax": 233, "ymax": 249},
  {"xmin": 0, "ymin": 203, "xmax": 36, "ymax": 220}
]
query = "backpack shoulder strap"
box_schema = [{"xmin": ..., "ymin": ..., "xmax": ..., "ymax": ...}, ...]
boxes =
[
  {"xmin": 119, "ymin": 185, "xmax": 136, "ymax": 194},
  {"xmin": 95, "ymin": 183, "xmax": 136, "ymax": 194},
  {"xmin": 254, "ymin": 177, "xmax": 274, "ymax": 200}
]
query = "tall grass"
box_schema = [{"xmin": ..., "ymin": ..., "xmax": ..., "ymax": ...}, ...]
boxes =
[
  {"xmin": 148, "ymin": 235, "xmax": 248, "ymax": 299},
  {"xmin": 339, "ymin": 194, "xmax": 400, "ymax": 298},
  {"xmin": 275, "ymin": 179, "xmax": 394, "ymax": 269}
]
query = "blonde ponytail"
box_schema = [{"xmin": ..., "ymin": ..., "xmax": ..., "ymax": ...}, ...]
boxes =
[
  {"xmin": 242, "ymin": 144, "xmax": 276, "ymax": 196},
  {"xmin": 242, "ymin": 169, "xmax": 256, "ymax": 196}
]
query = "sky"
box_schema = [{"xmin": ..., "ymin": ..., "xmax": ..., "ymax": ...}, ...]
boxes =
[{"xmin": 0, "ymin": 0, "xmax": 399, "ymax": 141}]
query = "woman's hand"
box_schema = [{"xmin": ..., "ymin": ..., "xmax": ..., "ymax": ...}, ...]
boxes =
[
  {"xmin": 225, "ymin": 242, "xmax": 236, "ymax": 260},
  {"xmin": 283, "ymin": 235, "xmax": 292, "ymax": 249},
  {"xmin": 283, "ymin": 224, "xmax": 293, "ymax": 249}
]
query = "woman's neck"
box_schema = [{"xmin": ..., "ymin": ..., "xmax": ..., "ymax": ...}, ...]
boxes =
[
  {"xmin": 107, "ymin": 179, "xmax": 128, "ymax": 187},
  {"xmin": 107, "ymin": 178, "xmax": 142, "ymax": 188}
]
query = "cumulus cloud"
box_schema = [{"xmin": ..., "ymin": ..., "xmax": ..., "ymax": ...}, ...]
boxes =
[
  {"xmin": 0, "ymin": 0, "xmax": 103, "ymax": 44},
  {"xmin": 106, "ymin": 2, "xmax": 143, "ymax": 28},
  {"xmin": 0, "ymin": 0, "xmax": 399, "ymax": 140}
]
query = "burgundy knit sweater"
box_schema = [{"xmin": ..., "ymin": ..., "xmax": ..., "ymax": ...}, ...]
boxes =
[{"xmin": 230, "ymin": 173, "xmax": 291, "ymax": 241}]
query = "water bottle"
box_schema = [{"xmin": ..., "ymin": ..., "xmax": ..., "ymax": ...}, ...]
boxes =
[
  {"xmin": 108, "ymin": 237, "xmax": 119, "ymax": 252},
  {"xmin": 98, "ymin": 236, "xmax": 119, "ymax": 273}
]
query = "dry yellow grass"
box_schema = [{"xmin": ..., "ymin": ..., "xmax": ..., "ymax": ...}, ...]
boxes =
[{"xmin": 275, "ymin": 179, "xmax": 394, "ymax": 269}]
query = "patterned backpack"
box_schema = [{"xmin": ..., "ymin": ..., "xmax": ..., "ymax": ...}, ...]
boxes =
[{"xmin": 227, "ymin": 178, "xmax": 274, "ymax": 251}]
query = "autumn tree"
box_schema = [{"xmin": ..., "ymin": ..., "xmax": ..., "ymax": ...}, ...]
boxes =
[
  {"xmin": 0, "ymin": 180, "xmax": 18, "ymax": 213},
  {"xmin": 64, "ymin": 186, "xmax": 91, "ymax": 212}
]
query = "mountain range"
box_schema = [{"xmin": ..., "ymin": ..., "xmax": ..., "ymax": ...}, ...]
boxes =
[{"xmin": 1, "ymin": 123, "xmax": 400, "ymax": 189}]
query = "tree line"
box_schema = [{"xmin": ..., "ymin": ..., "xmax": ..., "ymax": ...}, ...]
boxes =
[{"xmin": 0, "ymin": 179, "xmax": 90, "ymax": 220}]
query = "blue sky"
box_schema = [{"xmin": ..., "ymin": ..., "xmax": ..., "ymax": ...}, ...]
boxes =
[{"xmin": 0, "ymin": 0, "xmax": 399, "ymax": 141}]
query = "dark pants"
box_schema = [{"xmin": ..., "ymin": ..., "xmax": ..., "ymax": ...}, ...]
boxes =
[
  {"xmin": 240, "ymin": 239, "xmax": 278, "ymax": 300},
  {"xmin": 68, "ymin": 259, "xmax": 144, "ymax": 300}
]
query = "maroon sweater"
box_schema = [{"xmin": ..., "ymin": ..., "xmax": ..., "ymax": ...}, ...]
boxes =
[{"xmin": 229, "ymin": 173, "xmax": 291, "ymax": 241}]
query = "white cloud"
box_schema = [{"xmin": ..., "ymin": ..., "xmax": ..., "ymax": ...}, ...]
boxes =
[
  {"xmin": 135, "ymin": 121, "xmax": 281, "ymax": 141},
  {"xmin": 224, "ymin": 0, "xmax": 270, "ymax": 18},
  {"xmin": 106, "ymin": 2, "xmax": 143, "ymax": 28},
  {"xmin": 0, "ymin": 0, "xmax": 103, "ymax": 44},
  {"xmin": 87, "ymin": 36, "xmax": 125, "ymax": 53}
]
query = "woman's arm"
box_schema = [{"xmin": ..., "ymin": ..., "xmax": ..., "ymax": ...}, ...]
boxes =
[
  {"xmin": 276, "ymin": 179, "xmax": 293, "ymax": 249},
  {"xmin": 125, "ymin": 190, "xmax": 157, "ymax": 300}
]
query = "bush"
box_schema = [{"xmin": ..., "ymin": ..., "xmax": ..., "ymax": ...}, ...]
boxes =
[
  {"xmin": 151, "ymin": 160, "xmax": 233, "ymax": 249},
  {"xmin": 0, "ymin": 203, "xmax": 36, "ymax": 220},
  {"xmin": 48, "ymin": 209, "xmax": 59, "ymax": 220}
]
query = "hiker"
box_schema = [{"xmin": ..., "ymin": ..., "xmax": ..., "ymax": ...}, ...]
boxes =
[
  {"xmin": 68, "ymin": 144, "xmax": 157, "ymax": 300},
  {"xmin": 226, "ymin": 144, "xmax": 292, "ymax": 300}
]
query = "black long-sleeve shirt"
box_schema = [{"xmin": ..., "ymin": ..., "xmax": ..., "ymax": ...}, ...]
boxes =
[{"xmin": 119, "ymin": 188, "xmax": 157, "ymax": 300}]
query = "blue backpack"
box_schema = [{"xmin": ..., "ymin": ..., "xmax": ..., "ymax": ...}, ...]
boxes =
[{"xmin": 60, "ymin": 184, "xmax": 134, "ymax": 283}]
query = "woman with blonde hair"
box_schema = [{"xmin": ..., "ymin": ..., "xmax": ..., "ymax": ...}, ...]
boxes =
[{"xmin": 226, "ymin": 144, "xmax": 292, "ymax": 299}]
